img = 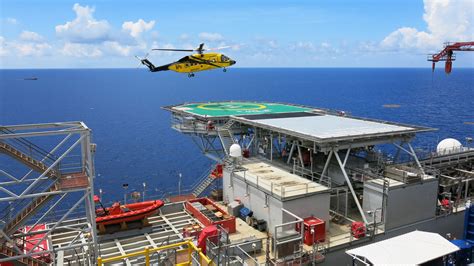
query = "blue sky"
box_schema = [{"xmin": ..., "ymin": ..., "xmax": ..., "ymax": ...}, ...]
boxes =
[{"xmin": 1, "ymin": 0, "xmax": 473, "ymax": 68}]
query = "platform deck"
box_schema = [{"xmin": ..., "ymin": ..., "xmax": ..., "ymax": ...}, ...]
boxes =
[{"xmin": 171, "ymin": 102, "xmax": 311, "ymax": 117}]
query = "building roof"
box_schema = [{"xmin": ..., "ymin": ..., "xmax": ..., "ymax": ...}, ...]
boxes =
[
  {"xmin": 248, "ymin": 114, "xmax": 414, "ymax": 140},
  {"xmin": 234, "ymin": 160, "xmax": 330, "ymax": 200},
  {"xmin": 346, "ymin": 231, "xmax": 459, "ymax": 265},
  {"xmin": 234, "ymin": 112, "xmax": 433, "ymax": 145}
]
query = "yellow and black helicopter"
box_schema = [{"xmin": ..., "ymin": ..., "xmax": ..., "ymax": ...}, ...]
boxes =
[{"xmin": 137, "ymin": 43, "xmax": 236, "ymax": 77}]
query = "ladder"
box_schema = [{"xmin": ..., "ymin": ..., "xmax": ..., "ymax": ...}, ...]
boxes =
[{"xmin": 217, "ymin": 120, "xmax": 236, "ymax": 155}]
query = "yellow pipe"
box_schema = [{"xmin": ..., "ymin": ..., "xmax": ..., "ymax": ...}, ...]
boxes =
[
  {"xmin": 98, "ymin": 240, "xmax": 214, "ymax": 265},
  {"xmin": 145, "ymin": 246, "xmax": 150, "ymax": 266}
]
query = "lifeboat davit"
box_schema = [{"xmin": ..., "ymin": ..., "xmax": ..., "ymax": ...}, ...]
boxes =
[{"xmin": 96, "ymin": 200, "xmax": 164, "ymax": 226}]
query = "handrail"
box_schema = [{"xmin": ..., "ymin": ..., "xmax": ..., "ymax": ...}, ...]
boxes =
[
  {"xmin": 97, "ymin": 240, "xmax": 214, "ymax": 266},
  {"xmin": 0, "ymin": 128, "xmax": 57, "ymax": 164},
  {"xmin": 137, "ymin": 164, "xmax": 220, "ymax": 202}
]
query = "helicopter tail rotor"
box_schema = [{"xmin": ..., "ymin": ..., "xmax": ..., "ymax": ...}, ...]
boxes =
[{"xmin": 135, "ymin": 53, "xmax": 157, "ymax": 71}]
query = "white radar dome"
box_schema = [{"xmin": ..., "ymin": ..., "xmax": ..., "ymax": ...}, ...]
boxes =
[
  {"xmin": 229, "ymin": 144, "xmax": 242, "ymax": 158},
  {"xmin": 436, "ymin": 138, "xmax": 462, "ymax": 154}
]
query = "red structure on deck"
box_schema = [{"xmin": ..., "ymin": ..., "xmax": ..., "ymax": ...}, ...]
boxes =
[
  {"xmin": 351, "ymin": 221, "xmax": 366, "ymax": 239},
  {"xmin": 185, "ymin": 198, "xmax": 236, "ymax": 233},
  {"xmin": 22, "ymin": 224, "xmax": 51, "ymax": 263},
  {"xmin": 296, "ymin": 216, "xmax": 325, "ymax": 245},
  {"xmin": 428, "ymin": 42, "xmax": 474, "ymax": 74}
]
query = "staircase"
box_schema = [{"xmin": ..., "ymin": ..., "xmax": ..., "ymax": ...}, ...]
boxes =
[
  {"xmin": 464, "ymin": 204, "xmax": 474, "ymax": 244},
  {"xmin": 0, "ymin": 245, "xmax": 47, "ymax": 266},
  {"xmin": 0, "ymin": 141, "xmax": 59, "ymax": 178},
  {"xmin": 3, "ymin": 182, "xmax": 59, "ymax": 237},
  {"xmin": 192, "ymin": 175, "xmax": 215, "ymax": 197},
  {"xmin": 191, "ymin": 164, "xmax": 223, "ymax": 197},
  {"xmin": 0, "ymin": 134, "xmax": 63, "ymax": 243},
  {"xmin": 217, "ymin": 120, "xmax": 236, "ymax": 155}
]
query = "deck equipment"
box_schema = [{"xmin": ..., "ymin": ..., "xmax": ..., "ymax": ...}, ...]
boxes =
[{"xmin": 95, "ymin": 200, "xmax": 164, "ymax": 232}]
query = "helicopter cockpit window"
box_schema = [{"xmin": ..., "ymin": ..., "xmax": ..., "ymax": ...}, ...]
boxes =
[{"xmin": 221, "ymin": 55, "xmax": 229, "ymax": 62}]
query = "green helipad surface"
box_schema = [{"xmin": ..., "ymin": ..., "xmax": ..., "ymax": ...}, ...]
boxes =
[{"xmin": 173, "ymin": 102, "xmax": 311, "ymax": 117}]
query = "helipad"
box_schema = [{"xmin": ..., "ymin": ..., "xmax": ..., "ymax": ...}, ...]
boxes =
[{"xmin": 170, "ymin": 102, "xmax": 312, "ymax": 117}]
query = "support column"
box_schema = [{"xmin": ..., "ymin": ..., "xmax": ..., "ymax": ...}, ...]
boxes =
[
  {"xmin": 297, "ymin": 144, "xmax": 304, "ymax": 168},
  {"xmin": 320, "ymin": 150, "xmax": 333, "ymax": 183},
  {"xmin": 84, "ymin": 131, "xmax": 99, "ymax": 262},
  {"xmin": 334, "ymin": 150, "xmax": 368, "ymax": 225},
  {"xmin": 270, "ymin": 133, "xmax": 273, "ymax": 161},
  {"xmin": 287, "ymin": 141, "xmax": 296, "ymax": 164},
  {"xmin": 408, "ymin": 143, "xmax": 425, "ymax": 175},
  {"xmin": 392, "ymin": 142, "xmax": 425, "ymax": 175}
]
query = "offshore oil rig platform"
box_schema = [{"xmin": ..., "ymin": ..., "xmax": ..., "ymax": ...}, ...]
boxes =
[{"xmin": 0, "ymin": 101, "xmax": 473, "ymax": 265}]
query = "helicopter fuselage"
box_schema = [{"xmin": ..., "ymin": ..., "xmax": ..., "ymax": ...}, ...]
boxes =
[
  {"xmin": 168, "ymin": 53, "xmax": 236, "ymax": 73},
  {"xmin": 139, "ymin": 52, "xmax": 236, "ymax": 77}
]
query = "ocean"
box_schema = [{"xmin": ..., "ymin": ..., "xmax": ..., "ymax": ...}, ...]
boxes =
[{"xmin": 1, "ymin": 68, "xmax": 473, "ymax": 202}]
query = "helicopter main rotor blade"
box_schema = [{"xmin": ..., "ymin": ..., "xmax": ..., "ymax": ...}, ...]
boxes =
[
  {"xmin": 205, "ymin": 46, "xmax": 232, "ymax": 51},
  {"xmin": 152, "ymin": 48, "xmax": 194, "ymax": 52}
]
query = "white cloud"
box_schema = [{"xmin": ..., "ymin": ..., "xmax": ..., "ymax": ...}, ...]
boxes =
[
  {"xmin": 198, "ymin": 32, "xmax": 224, "ymax": 42},
  {"xmin": 53, "ymin": 4, "xmax": 157, "ymax": 58},
  {"xmin": 60, "ymin": 42, "xmax": 103, "ymax": 57},
  {"xmin": 291, "ymin": 41, "xmax": 335, "ymax": 53},
  {"xmin": 15, "ymin": 42, "xmax": 52, "ymax": 56},
  {"xmin": 20, "ymin": 31, "xmax": 44, "ymax": 42},
  {"xmin": 0, "ymin": 36, "xmax": 8, "ymax": 56},
  {"xmin": 179, "ymin": 34, "xmax": 190, "ymax": 40},
  {"xmin": 103, "ymin": 41, "xmax": 132, "ymax": 56},
  {"xmin": 0, "ymin": 35, "xmax": 52, "ymax": 57},
  {"xmin": 55, "ymin": 3, "xmax": 111, "ymax": 43},
  {"xmin": 267, "ymin": 40, "xmax": 278, "ymax": 49},
  {"xmin": 381, "ymin": 0, "xmax": 474, "ymax": 51},
  {"xmin": 321, "ymin": 42, "xmax": 330, "ymax": 48},
  {"xmin": 122, "ymin": 19, "xmax": 155, "ymax": 38},
  {"xmin": 294, "ymin": 41, "xmax": 316, "ymax": 51},
  {"xmin": 5, "ymin": 18, "xmax": 18, "ymax": 25}
]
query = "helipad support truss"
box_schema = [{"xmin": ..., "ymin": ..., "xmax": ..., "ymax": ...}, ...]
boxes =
[{"xmin": 0, "ymin": 122, "xmax": 98, "ymax": 265}]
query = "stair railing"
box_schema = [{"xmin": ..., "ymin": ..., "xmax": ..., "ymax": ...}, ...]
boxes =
[
  {"xmin": 190, "ymin": 163, "xmax": 221, "ymax": 194},
  {"xmin": 0, "ymin": 128, "xmax": 57, "ymax": 167},
  {"xmin": 0, "ymin": 178, "xmax": 58, "ymax": 234}
]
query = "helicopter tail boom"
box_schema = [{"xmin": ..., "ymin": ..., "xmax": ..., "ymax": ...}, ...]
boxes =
[{"xmin": 136, "ymin": 57, "xmax": 170, "ymax": 72}]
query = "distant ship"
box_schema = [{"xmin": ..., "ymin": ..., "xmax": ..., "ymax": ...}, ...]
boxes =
[{"xmin": 23, "ymin": 77, "xmax": 38, "ymax": 80}]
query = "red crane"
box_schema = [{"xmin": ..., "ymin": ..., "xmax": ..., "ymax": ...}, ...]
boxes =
[{"xmin": 428, "ymin": 41, "xmax": 474, "ymax": 74}]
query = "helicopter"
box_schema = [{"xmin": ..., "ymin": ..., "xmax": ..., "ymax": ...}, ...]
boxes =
[{"xmin": 136, "ymin": 43, "xmax": 236, "ymax": 77}]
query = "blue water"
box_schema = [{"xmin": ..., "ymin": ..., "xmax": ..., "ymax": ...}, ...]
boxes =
[{"xmin": 1, "ymin": 68, "xmax": 473, "ymax": 201}]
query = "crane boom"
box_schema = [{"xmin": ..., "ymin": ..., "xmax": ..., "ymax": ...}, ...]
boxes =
[{"xmin": 428, "ymin": 41, "xmax": 474, "ymax": 74}]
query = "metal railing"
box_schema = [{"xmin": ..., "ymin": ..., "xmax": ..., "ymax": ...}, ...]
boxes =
[
  {"xmin": 97, "ymin": 240, "xmax": 214, "ymax": 266},
  {"xmin": 292, "ymin": 163, "xmax": 332, "ymax": 188},
  {"xmin": 0, "ymin": 128, "xmax": 58, "ymax": 169},
  {"xmin": 237, "ymin": 170, "xmax": 323, "ymax": 199},
  {"xmin": 108, "ymin": 163, "xmax": 222, "ymax": 205}
]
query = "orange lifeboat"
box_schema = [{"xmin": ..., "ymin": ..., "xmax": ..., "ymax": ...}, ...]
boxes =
[{"xmin": 96, "ymin": 200, "xmax": 164, "ymax": 226}]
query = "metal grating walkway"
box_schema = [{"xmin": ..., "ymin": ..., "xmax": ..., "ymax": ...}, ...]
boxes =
[{"xmin": 50, "ymin": 203, "xmax": 201, "ymax": 265}]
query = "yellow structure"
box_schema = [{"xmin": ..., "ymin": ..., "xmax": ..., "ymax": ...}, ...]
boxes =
[{"xmin": 97, "ymin": 240, "xmax": 214, "ymax": 266}]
